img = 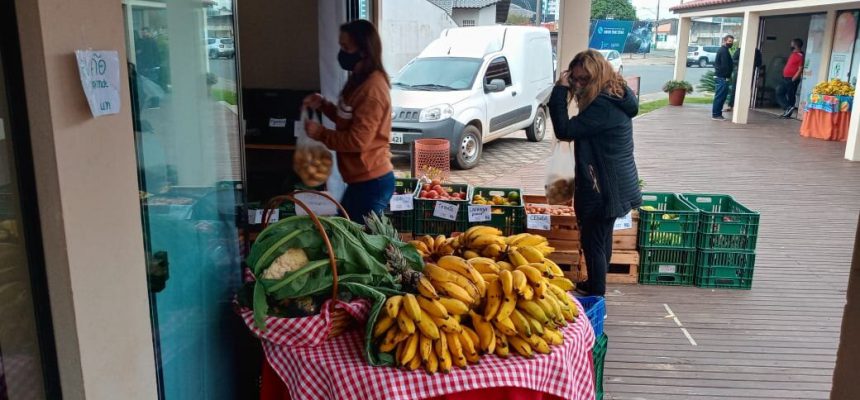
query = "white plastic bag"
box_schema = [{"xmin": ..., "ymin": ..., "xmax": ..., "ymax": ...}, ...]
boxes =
[
  {"xmin": 293, "ymin": 108, "xmax": 334, "ymax": 188},
  {"xmin": 545, "ymin": 140, "xmax": 575, "ymax": 205}
]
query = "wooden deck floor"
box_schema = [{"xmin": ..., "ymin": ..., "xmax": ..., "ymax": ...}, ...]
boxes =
[{"xmin": 604, "ymin": 106, "xmax": 860, "ymax": 399}]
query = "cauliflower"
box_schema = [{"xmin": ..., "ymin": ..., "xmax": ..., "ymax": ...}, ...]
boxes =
[{"xmin": 262, "ymin": 248, "xmax": 309, "ymax": 280}]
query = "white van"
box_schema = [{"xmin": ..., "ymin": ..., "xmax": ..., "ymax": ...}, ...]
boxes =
[{"xmin": 390, "ymin": 26, "xmax": 554, "ymax": 169}]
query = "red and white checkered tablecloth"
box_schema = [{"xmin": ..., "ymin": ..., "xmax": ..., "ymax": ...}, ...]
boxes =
[{"xmin": 241, "ymin": 296, "xmax": 595, "ymax": 400}]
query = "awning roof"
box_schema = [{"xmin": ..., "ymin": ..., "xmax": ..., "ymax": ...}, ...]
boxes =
[{"xmin": 670, "ymin": 0, "xmax": 750, "ymax": 12}]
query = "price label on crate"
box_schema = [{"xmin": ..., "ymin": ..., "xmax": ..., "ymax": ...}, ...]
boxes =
[
  {"xmin": 468, "ymin": 205, "xmax": 492, "ymax": 222},
  {"xmin": 433, "ymin": 201, "xmax": 459, "ymax": 221},
  {"xmin": 389, "ymin": 194, "xmax": 414, "ymax": 212},
  {"xmin": 295, "ymin": 192, "xmax": 339, "ymax": 216},
  {"xmin": 658, "ymin": 265, "xmax": 677, "ymax": 274},
  {"xmin": 267, "ymin": 209, "xmax": 280, "ymax": 223},
  {"xmin": 526, "ymin": 214, "xmax": 551, "ymax": 230},
  {"xmin": 614, "ymin": 211, "xmax": 633, "ymax": 231},
  {"xmin": 248, "ymin": 209, "xmax": 264, "ymax": 224}
]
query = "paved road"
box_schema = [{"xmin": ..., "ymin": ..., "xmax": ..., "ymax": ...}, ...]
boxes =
[
  {"xmin": 623, "ymin": 64, "xmax": 710, "ymax": 96},
  {"xmin": 210, "ymin": 58, "xmax": 238, "ymax": 81}
]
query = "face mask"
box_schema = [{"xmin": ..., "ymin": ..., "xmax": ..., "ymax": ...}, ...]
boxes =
[{"xmin": 338, "ymin": 50, "xmax": 361, "ymax": 71}]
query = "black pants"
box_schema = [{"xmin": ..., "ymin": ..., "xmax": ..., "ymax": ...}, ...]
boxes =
[
  {"xmin": 776, "ymin": 77, "xmax": 798, "ymax": 110},
  {"xmin": 579, "ymin": 217, "xmax": 616, "ymax": 296}
]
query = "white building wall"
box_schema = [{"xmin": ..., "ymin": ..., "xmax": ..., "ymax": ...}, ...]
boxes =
[
  {"xmin": 656, "ymin": 34, "xmax": 678, "ymax": 50},
  {"xmin": 478, "ymin": 6, "xmax": 497, "ymax": 26},
  {"xmin": 452, "ymin": 8, "xmax": 481, "ymax": 26},
  {"xmin": 380, "ymin": 0, "xmax": 458, "ymax": 75}
]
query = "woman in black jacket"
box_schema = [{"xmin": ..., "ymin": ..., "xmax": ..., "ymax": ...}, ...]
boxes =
[{"xmin": 548, "ymin": 50, "xmax": 642, "ymax": 296}]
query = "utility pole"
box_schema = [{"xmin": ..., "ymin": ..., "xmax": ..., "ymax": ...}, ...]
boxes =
[{"xmin": 536, "ymin": 0, "xmax": 543, "ymax": 25}]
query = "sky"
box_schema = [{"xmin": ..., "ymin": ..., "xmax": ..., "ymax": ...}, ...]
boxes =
[{"xmin": 632, "ymin": 0, "xmax": 683, "ymax": 21}]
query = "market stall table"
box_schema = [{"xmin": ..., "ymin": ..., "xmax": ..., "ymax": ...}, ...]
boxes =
[
  {"xmin": 244, "ymin": 298, "xmax": 596, "ymax": 400},
  {"xmin": 800, "ymin": 94, "xmax": 851, "ymax": 142}
]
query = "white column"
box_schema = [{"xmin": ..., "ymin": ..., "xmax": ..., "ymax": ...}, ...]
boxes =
[
  {"xmin": 732, "ymin": 11, "xmax": 760, "ymax": 124},
  {"xmin": 557, "ymin": 0, "xmax": 591, "ymax": 72},
  {"xmin": 819, "ymin": 10, "xmax": 837, "ymax": 83},
  {"xmin": 674, "ymin": 17, "xmax": 692, "ymax": 81}
]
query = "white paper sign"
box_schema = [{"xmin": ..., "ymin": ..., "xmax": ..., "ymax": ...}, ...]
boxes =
[
  {"xmin": 389, "ymin": 194, "xmax": 414, "ymax": 212},
  {"xmin": 468, "ymin": 205, "xmax": 492, "ymax": 222},
  {"xmin": 433, "ymin": 202, "xmax": 459, "ymax": 221},
  {"xmin": 0, "ymin": 118, "xmax": 5, "ymax": 140},
  {"xmin": 269, "ymin": 118, "xmax": 287, "ymax": 128},
  {"xmin": 294, "ymin": 120, "xmax": 305, "ymax": 137},
  {"xmin": 658, "ymin": 265, "xmax": 677, "ymax": 274},
  {"xmin": 248, "ymin": 209, "xmax": 264, "ymax": 224},
  {"xmin": 267, "ymin": 209, "xmax": 280, "ymax": 223},
  {"xmin": 527, "ymin": 214, "xmax": 551, "ymax": 230},
  {"xmin": 75, "ymin": 50, "xmax": 120, "ymax": 117},
  {"xmin": 614, "ymin": 211, "xmax": 633, "ymax": 231},
  {"xmin": 295, "ymin": 192, "xmax": 339, "ymax": 216}
]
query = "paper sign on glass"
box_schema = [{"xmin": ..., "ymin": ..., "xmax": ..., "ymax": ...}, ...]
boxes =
[
  {"xmin": 270, "ymin": 118, "xmax": 287, "ymax": 128},
  {"xmin": 75, "ymin": 50, "xmax": 121, "ymax": 117},
  {"xmin": 389, "ymin": 194, "xmax": 414, "ymax": 211},
  {"xmin": 433, "ymin": 202, "xmax": 459, "ymax": 221},
  {"xmin": 614, "ymin": 211, "xmax": 633, "ymax": 231},
  {"xmin": 295, "ymin": 192, "xmax": 339, "ymax": 216},
  {"xmin": 468, "ymin": 205, "xmax": 492, "ymax": 222},
  {"xmin": 527, "ymin": 214, "xmax": 551, "ymax": 230}
]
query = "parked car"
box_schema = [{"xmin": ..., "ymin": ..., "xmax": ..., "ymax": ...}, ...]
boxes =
[
  {"xmin": 207, "ymin": 38, "xmax": 235, "ymax": 59},
  {"xmin": 687, "ymin": 45, "xmax": 720, "ymax": 68},
  {"xmin": 390, "ymin": 26, "xmax": 554, "ymax": 169},
  {"xmin": 596, "ymin": 49, "xmax": 623, "ymax": 74}
]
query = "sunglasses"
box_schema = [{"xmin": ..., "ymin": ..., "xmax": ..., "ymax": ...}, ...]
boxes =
[{"xmin": 568, "ymin": 73, "xmax": 590, "ymax": 86}]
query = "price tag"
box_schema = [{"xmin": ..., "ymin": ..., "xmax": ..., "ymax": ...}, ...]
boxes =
[
  {"xmin": 248, "ymin": 209, "xmax": 264, "ymax": 224},
  {"xmin": 267, "ymin": 209, "xmax": 280, "ymax": 223},
  {"xmin": 468, "ymin": 205, "xmax": 492, "ymax": 222},
  {"xmin": 269, "ymin": 118, "xmax": 287, "ymax": 128},
  {"xmin": 390, "ymin": 131, "xmax": 404, "ymax": 144},
  {"xmin": 433, "ymin": 202, "xmax": 459, "ymax": 221},
  {"xmin": 527, "ymin": 214, "xmax": 551, "ymax": 230},
  {"xmin": 389, "ymin": 194, "xmax": 414, "ymax": 212},
  {"xmin": 658, "ymin": 265, "xmax": 677, "ymax": 274},
  {"xmin": 295, "ymin": 192, "xmax": 339, "ymax": 216},
  {"xmin": 614, "ymin": 211, "xmax": 633, "ymax": 231}
]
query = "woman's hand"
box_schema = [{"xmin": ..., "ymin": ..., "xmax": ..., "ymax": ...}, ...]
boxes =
[
  {"xmin": 303, "ymin": 93, "xmax": 325, "ymax": 110},
  {"xmin": 556, "ymin": 70, "xmax": 571, "ymax": 88},
  {"xmin": 305, "ymin": 120, "xmax": 324, "ymax": 139}
]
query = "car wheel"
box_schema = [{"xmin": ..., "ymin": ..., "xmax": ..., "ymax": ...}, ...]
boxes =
[
  {"xmin": 686, "ymin": 62, "xmax": 692, "ymax": 67},
  {"xmin": 525, "ymin": 107, "xmax": 547, "ymax": 143},
  {"xmin": 209, "ymin": 49, "xmax": 218, "ymax": 59},
  {"xmin": 454, "ymin": 125, "xmax": 482, "ymax": 170},
  {"xmin": 699, "ymin": 58, "xmax": 708, "ymax": 68}
]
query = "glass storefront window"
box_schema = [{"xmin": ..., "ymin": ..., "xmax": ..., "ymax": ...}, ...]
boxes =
[{"xmin": 123, "ymin": 0, "xmax": 245, "ymax": 398}]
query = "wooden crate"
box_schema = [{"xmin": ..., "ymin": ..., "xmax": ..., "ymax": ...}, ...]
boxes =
[
  {"xmin": 523, "ymin": 194, "xmax": 580, "ymax": 252},
  {"xmin": 613, "ymin": 211, "xmax": 639, "ymax": 252},
  {"xmin": 548, "ymin": 250, "xmax": 587, "ymax": 283},
  {"xmin": 579, "ymin": 250, "xmax": 640, "ymax": 285}
]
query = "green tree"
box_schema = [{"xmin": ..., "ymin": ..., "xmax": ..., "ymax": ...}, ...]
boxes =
[{"xmin": 591, "ymin": 0, "xmax": 637, "ymax": 21}]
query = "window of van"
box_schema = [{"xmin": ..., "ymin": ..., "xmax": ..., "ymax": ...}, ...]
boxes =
[
  {"xmin": 688, "ymin": 46, "xmax": 697, "ymax": 53},
  {"xmin": 485, "ymin": 57, "xmax": 512, "ymax": 86},
  {"xmin": 393, "ymin": 57, "xmax": 482, "ymax": 91}
]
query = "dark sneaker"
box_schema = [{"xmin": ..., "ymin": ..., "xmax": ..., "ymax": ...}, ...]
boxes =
[{"xmin": 712, "ymin": 115, "xmax": 727, "ymax": 121}]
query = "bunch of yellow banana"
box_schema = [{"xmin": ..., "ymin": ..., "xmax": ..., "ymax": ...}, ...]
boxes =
[
  {"xmin": 409, "ymin": 235, "xmax": 457, "ymax": 260},
  {"xmin": 459, "ymin": 226, "xmax": 507, "ymax": 260}
]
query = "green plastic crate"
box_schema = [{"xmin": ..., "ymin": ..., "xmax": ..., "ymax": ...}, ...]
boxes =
[
  {"xmin": 593, "ymin": 333, "xmax": 608, "ymax": 400},
  {"xmin": 681, "ymin": 194, "xmax": 760, "ymax": 251},
  {"xmin": 386, "ymin": 178, "xmax": 417, "ymax": 233},
  {"xmin": 413, "ymin": 183, "xmax": 470, "ymax": 236},
  {"xmin": 638, "ymin": 248, "xmax": 696, "ymax": 286},
  {"xmin": 638, "ymin": 192, "xmax": 699, "ymax": 249},
  {"xmin": 694, "ymin": 250, "xmax": 756, "ymax": 289},
  {"xmin": 468, "ymin": 187, "xmax": 525, "ymax": 236}
]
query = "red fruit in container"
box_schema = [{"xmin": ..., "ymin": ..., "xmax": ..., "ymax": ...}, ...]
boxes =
[
  {"xmin": 428, "ymin": 191, "xmax": 439, "ymax": 199},
  {"xmin": 431, "ymin": 179, "xmax": 441, "ymax": 186},
  {"xmin": 419, "ymin": 190, "xmax": 430, "ymax": 198},
  {"xmin": 422, "ymin": 184, "xmax": 431, "ymax": 191}
]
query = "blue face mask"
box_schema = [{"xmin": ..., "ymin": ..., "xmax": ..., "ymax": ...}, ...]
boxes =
[{"xmin": 338, "ymin": 50, "xmax": 361, "ymax": 71}]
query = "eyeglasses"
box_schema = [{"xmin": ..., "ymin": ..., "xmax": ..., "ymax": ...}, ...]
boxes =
[{"xmin": 571, "ymin": 74, "xmax": 590, "ymax": 85}]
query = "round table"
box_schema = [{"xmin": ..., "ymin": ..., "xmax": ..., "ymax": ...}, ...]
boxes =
[{"xmin": 800, "ymin": 94, "xmax": 852, "ymax": 142}]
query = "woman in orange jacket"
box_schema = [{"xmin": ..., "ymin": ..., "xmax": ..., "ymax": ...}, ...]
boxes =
[{"xmin": 303, "ymin": 20, "xmax": 394, "ymax": 222}]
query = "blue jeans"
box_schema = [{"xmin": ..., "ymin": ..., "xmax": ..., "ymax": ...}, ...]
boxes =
[
  {"xmin": 340, "ymin": 171, "xmax": 395, "ymax": 223},
  {"xmin": 712, "ymin": 76, "xmax": 728, "ymax": 117},
  {"xmin": 776, "ymin": 77, "xmax": 799, "ymax": 110}
]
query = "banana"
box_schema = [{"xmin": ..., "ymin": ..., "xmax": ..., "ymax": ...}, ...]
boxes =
[
  {"xmin": 425, "ymin": 349, "xmax": 439, "ymax": 374},
  {"xmin": 462, "ymin": 326, "xmax": 480, "ymax": 352},
  {"xmin": 469, "ymin": 311, "xmax": 496, "ymax": 354},
  {"xmin": 397, "ymin": 308, "xmax": 416, "ymax": 334},
  {"xmin": 499, "ymin": 269, "xmax": 514, "ymax": 296},
  {"xmin": 379, "ymin": 328, "xmax": 398, "ymax": 352},
  {"xmin": 386, "ymin": 295, "xmax": 403, "ymax": 319},
  {"xmin": 417, "ymin": 277, "xmax": 440, "ymax": 300},
  {"xmin": 511, "ymin": 234, "xmax": 548, "ymax": 247},
  {"xmin": 437, "ymin": 244, "xmax": 456, "ymax": 257},
  {"xmin": 527, "ymin": 315, "xmax": 545, "ymax": 336},
  {"xmin": 520, "ymin": 284, "xmax": 535, "ymax": 301},
  {"xmin": 510, "ymin": 309, "xmax": 533, "ymax": 337},
  {"xmin": 495, "ymin": 291, "xmax": 517, "ymax": 322},
  {"xmin": 535, "ymin": 297, "xmax": 558, "ymax": 321},
  {"xmin": 547, "ymin": 283, "xmax": 578, "ymax": 316},
  {"xmin": 516, "ymin": 265, "xmax": 544, "ymax": 285},
  {"xmin": 505, "ymin": 233, "xmax": 529, "ymax": 245},
  {"xmin": 481, "ymin": 273, "xmax": 500, "ymax": 283},
  {"xmin": 403, "ymin": 294, "xmax": 422, "ymax": 323},
  {"xmin": 542, "ymin": 328, "xmax": 564, "ymax": 346},
  {"xmin": 437, "ymin": 281, "xmax": 475, "ymax": 305},
  {"xmin": 549, "ymin": 276, "xmax": 575, "ymax": 291},
  {"xmin": 543, "ymin": 294, "xmax": 564, "ymax": 323},
  {"xmin": 435, "ymin": 235, "xmax": 446, "ymax": 252},
  {"xmin": 439, "ymin": 256, "xmax": 484, "ymax": 289},
  {"xmin": 494, "ymin": 317, "xmax": 518, "ymax": 336},
  {"xmin": 459, "ymin": 329, "xmax": 480, "ymax": 364},
  {"xmin": 519, "ymin": 246, "xmax": 545, "ymax": 263},
  {"xmin": 435, "ymin": 335, "xmax": 452, "ymax": 373},
  {"xmin": 508, "ymin": 335, "xmax": 534, "ymax": 358},
  {"xmin": 423, "ymin": 263, "xmax": 457, "ymax": 283},
  {"xmin": 534, "ymin": 280, "xmax": 547, "ymax": 300},
  {"xmin": 522, "ymin": 333, "xmax": 551, "ymax": 354},
  {"xmin": 400, "ymin": 333, "xmax": 419, "ymax": 365},
  {"xmin": 446, "ymin": 332, "xmax": 468, "ymax": 369},
  {"xmin": 481, "ymin": 243, "xmax": 503, "ymax": 259},
  {"xmin": 393, "ymin": 329, "xmax": 412, "ymax": 345},
  {"xmin": 373, "ymin": 315, "xmax": 395, "ymax": 338},
  {"xmin": 409, "ymin": 240, "xmax": 430, "ymax": 255},
  {"xmin": 418, "ymin": 296, "xmax": 449, "ymax": 320},
  {"xmin": 517, "ymin": 300, "xmax": 549, "ymax": 324},
  {"xmin": 420, "ymin": 334, "xmax": 433, "ymax": 362},
  {"xmin": 497, "ymin": 261, "xmax": 514, "ymax": 271},
  {"xmin": 470, "ymin": 234, "xmax": 505, "ymax": 249},
  {"xmin": 544, "ymin": 259, "xmax": 565, "ymax": 277},
  {"xmin": 469, "ymin": 258, "xmax": 501, "ymax": 274},
  {"xmin": 508, "ymin": 249, "xmax": 530, "ymax": 267},
  {"xmin": 416, "ymin": 310, "xmax": 441, "ymax": 339},
  {"xmin": 406, "ymin": 353, "xmax": 422, "ymax": 371},
  {"xmin": 527, "ymin": 262, "xmax": 552, "ymax": 277},
  {"xmin": 462, "ymin": 250, "xmax": 481, "ymax": 260},
  {"xmin": 483, "ymin": 279, "xmax": 503, "ymax": 321},
  {"xmin": 512, "ymin": 270, "xmax": 528, "ymax": 295},
  {"xmin": 494, "ymin": 330, "xmax": 510, "ymax": 358},
  {"xmin": 421, "ymin": 235, "xmax": 436, "ymax": 253},
  {"xmin": 535, "ymin": 244, "xmax": 555, "ymax": 256},
  {"xmin": 434, "ymin": 316, "xmax": 463, "ymax": 333},
  {"xmin": 438, "ymin": 297, "xmax": 470, "ymax": 315},
  {"xmin": 464, "ymin": 226, "xmax": 502, "ymax": 241}
]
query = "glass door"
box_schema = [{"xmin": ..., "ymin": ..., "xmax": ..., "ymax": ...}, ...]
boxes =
[{"xmin": 123, "ymin": 0, "xmax": 247, "ymax": 398}]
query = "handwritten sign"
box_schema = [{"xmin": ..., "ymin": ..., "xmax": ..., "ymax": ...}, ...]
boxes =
[
  {"xmin": 389, "ymin": 194, "xmax": 414, "ymax": 212},
  {"xmin": 658, "ymin": 265, "xmax": 677, "ymax": 274},
  {"xmin": 527, "ymin": 214, "xmax": 551, "ymax": 230},
  {"xmin": 614, "ymin": 211, "xmax": 633, "ymax": 231},
  {"xmin": 248, "ymin": 209, "xmax": 263, "ymax": 224},
  {"xmin": 295, "ymin": 192, "xmax": 339, "ymax": 216},
  {"xmin": 433, "ymin": 202, "xmax": 459, "ymax": 221},
  {"xmin": 294, "ymin": 120, "xmax": 305, "ymax": 137},
  {"xmin": 267, "ymin": 209, "xmax": 280, "ymax": 223},
  {"xmin": 269, "ymin": 118, "xmax": 287, "ymax": 128},
  {"xmin": 75, "ymin": 50, "xmax": 120, "ymax": 117},
  {"xmin": 468, "ymin": 205, "xmax": 492, "ymax": 222}
]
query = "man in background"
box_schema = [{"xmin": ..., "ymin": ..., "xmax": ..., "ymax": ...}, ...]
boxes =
[
  {"xmin": 712, "ymin": 35, "xmax": 735, "ymax": 121},
  {"xmin": 776, "ymin": 38, "xmax": 804, "ymax": 119}
]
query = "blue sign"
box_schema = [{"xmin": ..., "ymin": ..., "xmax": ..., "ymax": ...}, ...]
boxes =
[{"xmin": 589, "ymin": 20, "xmax": 634, "ymax": 52}]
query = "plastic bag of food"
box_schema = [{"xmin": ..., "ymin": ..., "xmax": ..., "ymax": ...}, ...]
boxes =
[
  {"xmin": 545, "ymin": 140, "xmax": 575, "ymax": 205},
  {"xmin": 293, "ymin": 108, "xmax": 334, "ymax": 188}
]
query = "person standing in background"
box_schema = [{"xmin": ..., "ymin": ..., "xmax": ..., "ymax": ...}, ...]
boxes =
[
  {"xmin": 712, "ymin": 35, "xmax": 735, "ymax": 121},
  {"xmin": 727, "ymin": 47, "xmax": 763, "ymax": 113},
  {"xmin": 776, "ymin": 38, "xmax": 804, "ymax": 119}
]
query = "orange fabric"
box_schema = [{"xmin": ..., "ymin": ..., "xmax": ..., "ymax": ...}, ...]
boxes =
[
  {"xmin": 318, "ymin": 71, "xmax": 394, "ymax": 184},
  {"xmin": 800, "ymin": 109, "xmax": 849, "ymax": 142}
]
